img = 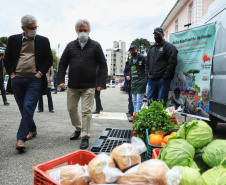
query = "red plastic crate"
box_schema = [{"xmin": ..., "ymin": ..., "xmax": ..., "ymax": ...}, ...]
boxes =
[
  {"xmin": 152, "ymin": 148, "xmax": 162, "ymax": 159},
  {"xmin": 132, "ymin": 112, "xmax": 138, "ymax": 137},
  {"xmin": 34, "ymin": 150, "xmax": 96, "ymax": 185}
]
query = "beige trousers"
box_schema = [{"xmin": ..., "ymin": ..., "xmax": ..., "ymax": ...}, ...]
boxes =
[{"xmin": 67, "ymin": 87, "xmax": 95, "ymax": 139}]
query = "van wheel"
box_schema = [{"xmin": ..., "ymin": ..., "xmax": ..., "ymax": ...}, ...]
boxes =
[{"xmin": 207, "ymin": 115, "xmax": 218, "ymax": 130}]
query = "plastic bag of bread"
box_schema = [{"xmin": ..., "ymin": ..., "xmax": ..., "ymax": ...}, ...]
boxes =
[
  {"xmin": 46, "ymin": 164, "xmax": 89, "ymax": 185},
  {"xmin": 117, "ymin": 159, "xmax": 182, "ymax": 185},
  {"xmin": 110, "ymin": 137, "xmax": 147, "ymax": 171},
  {"xmin": 88, "ymin": 153, "xmax": 123, "ymax": 184}
]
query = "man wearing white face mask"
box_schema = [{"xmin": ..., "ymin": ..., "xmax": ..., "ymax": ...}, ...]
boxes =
[
  {"xmin": 4, "ymin": 15, "xmax": 53, "ymax": 151},
  {"xmin": 58, "ymin": 19, "xmax": 108, "ymax": 149}
]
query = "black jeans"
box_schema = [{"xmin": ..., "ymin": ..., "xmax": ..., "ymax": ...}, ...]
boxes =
[
  {"xmin": 127, "ymin": 85, "xmax": 133, "ymax": 115},
  {"xmin": 38, "ymin": 88, "xmax": 54, "ymax": 111},
  {"xmin": 0, "ymin": 79, "xmax": 7, "ymax": 102},
  {"xmin": 53, "ymin": 79, "xmax": 58, "ymax": 93},
  {"xmin": 94, "ymin": 89, "xmax": 102, "ymax": 111}
]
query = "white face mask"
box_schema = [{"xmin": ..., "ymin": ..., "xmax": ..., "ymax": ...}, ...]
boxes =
[
  {"xmin": 27, "ymin": 30, "xmax": 37, "ymax": 37},
  {"xmin": 77, "ymin": 32, "xmax": 89, "ymax": 42}
]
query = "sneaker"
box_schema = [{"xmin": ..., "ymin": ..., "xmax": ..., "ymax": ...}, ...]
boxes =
[{"xmin": 4, "ymin": 101, "xmax": 10, "ymax": 106}]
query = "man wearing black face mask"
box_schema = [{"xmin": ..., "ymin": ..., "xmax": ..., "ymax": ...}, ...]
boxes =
[
  {"xmin": 145, "ymin": 27, "xmax": 178, "ymax": 107},
  {"xmin": 128, "ymin": 45, "xmax": 147, "ymax": 113}
]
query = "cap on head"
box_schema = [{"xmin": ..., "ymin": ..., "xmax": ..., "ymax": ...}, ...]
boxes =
[
  {"xmin": 153, "ymin": 27, "xmax": 164, "ymax": 35},
  {"xmin": 128, "ymin": 45, "xmax": 138, "ymax": 51}
]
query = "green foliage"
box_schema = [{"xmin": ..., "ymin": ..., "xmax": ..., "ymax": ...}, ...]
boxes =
[
  {"xmin": 187, "ymin": 69, "xmax": 200, "ymax": 82},
  {"xmin": 131, "ymin": 38, "xmax": 151, "ymax": 53},
  {"xmin": 193, "ymin": 85, "xmax": 200, "ymax": 93},
  {"xmin": 133, "ymin": 101, "xmax": 175, "ymax": 141},
  {"xmin": 52, "ymin": 50, "xmax": 59, "ymax": 69},
  {"xmin": 0, "ymin": 37, "xmax": 8, "ymax": 47}
]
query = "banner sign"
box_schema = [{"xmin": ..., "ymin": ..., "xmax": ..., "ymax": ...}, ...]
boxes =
[{"xmin": 169, "ymin": 24, "xmax": 216, "ymax": 117}]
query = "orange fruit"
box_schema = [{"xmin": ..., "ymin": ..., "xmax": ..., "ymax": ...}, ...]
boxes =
[
  {"xmin": 155, "ymin": 131, "xmax": 164, "ymax": 138},
  {"xmin": 149, "ymin": 134, "xmax": 155, "ymax": 140},
  {"xmin": 149, "ymin": 135, "xmax": 163, "ymax": 146},
  {"xmin": 170, "ymin": 132, "xmax": 177, "ymax": 137},
  {"xmin": 163, "ymin": 135, "xmax": 173, "ymax": 144},
  {"xmin": 161, "ymin": 142, "xmax": 166, "ymax": 146}
]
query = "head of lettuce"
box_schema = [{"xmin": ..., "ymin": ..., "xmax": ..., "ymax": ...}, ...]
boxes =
[
  {"xmin": 158, "ymin": 138, "xmax": 195, "ymax": 169},
  {"xmin": 176, "ymin": 120, "xmax": 213, "ymax": 149}
]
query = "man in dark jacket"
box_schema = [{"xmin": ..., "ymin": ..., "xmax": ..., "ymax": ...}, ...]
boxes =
[
  {"xmin": 0, "ymin": 52, "xmax": 9, "ymax": 105},
  {"xmin": 128, "ymin": 45, "xmax": 147, "ymax": 112},
  {"xmin": 123, "ymin": 53, "xmax": 133, "ymax": 117},
  {"xmin": 145, "ymin": 27, "xmax": 178, "ymax": 107},
  {"xmin": 4, "ymin": 15, "xmax": 53, "ymax": 151},
  {"xmin": 53, "ymin": 69, "xmax": 58, "ymax": 94},
  {"xmin": 92, "ymin": 65, "xmax": 105, "ymax": 114},
  {"xmin": 58, "ymin": 19, "xmax": 108, "ymax": 149}
]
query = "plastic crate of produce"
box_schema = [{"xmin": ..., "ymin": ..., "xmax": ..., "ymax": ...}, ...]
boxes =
[
  {"xmin": 152, "ymin": 148, "xmax": 162, "ymax": 159},
  {"xmin": 145, "ymin": 129, "xmax": 163, "ymax": 160},
  {"xmin": 34, "ymin": 150, "xmax": 96, "ymax": 185},
  {"xmin": 132, "ymin": 112, "xmax": 138, "ymax": 137},
  {"xmin": 89, "ymin": 128, "xmax": 132, "ymax": 155}
]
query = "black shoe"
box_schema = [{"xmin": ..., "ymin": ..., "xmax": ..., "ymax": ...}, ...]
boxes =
[
  {"xmin": 70, "ymin": 131, "xmax": 81, "ymax": 140},
  {"xmin": 100, "ymin": 107, "xmax": 103, "ymax": 111},
  {"xmin": 92, "ymin": 110, "xmax": 100, "ymax": 114},
  {"xmin": 4, "ymin": 101, "xmax": 10, "ymax": 106},
  {"xmin": 80, "ymin": 138, "xmax": 89, "ymax": 149}
]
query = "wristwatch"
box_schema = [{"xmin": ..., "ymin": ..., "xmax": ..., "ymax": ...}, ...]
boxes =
[{"xmin": 38, "ymin": 71, "xmax": 43, "ymax": 76}]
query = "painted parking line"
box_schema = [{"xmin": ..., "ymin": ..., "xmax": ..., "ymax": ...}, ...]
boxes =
[{"xmin": 92, "ymin": 112, "xmax": 128, "ymax": 120}]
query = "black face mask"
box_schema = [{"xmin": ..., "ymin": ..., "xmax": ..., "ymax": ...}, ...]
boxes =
[
  {"xmin": 154, "ymin": 36, "xmax": 163, "ymax": 43},
  {"xmin": 131, "ymin": 52, "xmax": 138, "ymax": 58}
]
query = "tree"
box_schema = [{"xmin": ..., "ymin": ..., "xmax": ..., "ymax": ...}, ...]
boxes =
[
  {"xmin": 187, "ymin": 69, "xmax": 200, "ymax": 84},
  {"xmin": 52, "ymin": 50, "xmax": 59, "ymax": 69},
  {"xmin": 0, "ymin": 37, "xmax": 8, "ymax": 48},
  {"xmin": 131, "ymin": 38, "xmax": 151, "ymax": 53}
]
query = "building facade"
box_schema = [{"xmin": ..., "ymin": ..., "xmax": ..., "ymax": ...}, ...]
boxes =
[
  {"xmin": 106, "ymin": 40, "xmax": 127, "ymax": 83},
  {"xmin": 161, "ymin": 0, "xmax": 215, "ymax": 41}
]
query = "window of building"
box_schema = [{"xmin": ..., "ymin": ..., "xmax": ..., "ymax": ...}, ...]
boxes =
[
  {"xmin": 175, "ymin": 19, "xmax": 178, "ymax": 32},
  {"xmin": 189, "ymin": 2, "xmax": 193, "ymax": 24}
]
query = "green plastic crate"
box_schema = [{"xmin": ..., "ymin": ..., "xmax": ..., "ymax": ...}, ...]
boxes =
[
  {"xmin": 145, "ymin": 128, "xmax": 179, "ymax": 160},
  {"xmin": 145, "ymin": 129, "xmax": 163, "ymax": 160}
]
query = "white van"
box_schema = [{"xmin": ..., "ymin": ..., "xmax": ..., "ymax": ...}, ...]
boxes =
[{"xmin": 201, "ymin": 0, "xmax": 226, "ymax": 129}]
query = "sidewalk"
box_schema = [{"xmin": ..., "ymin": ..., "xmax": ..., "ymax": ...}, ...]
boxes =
[{"xmin": 0, "ymin": 88, "xmax": 131, "ymax": 185}]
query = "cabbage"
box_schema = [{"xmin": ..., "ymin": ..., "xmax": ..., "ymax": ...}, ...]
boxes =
[
  {"xmin": 178, "ymin": 166, "xmax": 203, "ymax": 185},
  {"xmin": 202, "ymin": 166, "xmax": 226, "ymax": 185},
  {"xmin": 202, "ymin": 139, "xmax": 226, "ymax": 167},
  {"xmin": 193, "ymin": 150, "xmax": 210, "ymax": 174},
  {"xmin": 176, "ymin": 120, "xmax": 213, "ymax": 148},
  {"xmin": 158, "ymin": 138, "xmax": 195, "ymax": 169}
]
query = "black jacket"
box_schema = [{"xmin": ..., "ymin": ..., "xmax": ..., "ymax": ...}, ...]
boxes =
[
  {"xmin": 58, "ymin": 38, "xmax": 108, "ymax": 89},
  {"xmin": 145, "ymin": 40, "xmax": 178, "ymax": 79},
  {"xmin": 0, "ymin": 59, "xmax": 4, "ymax": 80},
  {"xmin": 3, "ymin": 34, "xmax": 53, "ymax": 94}
]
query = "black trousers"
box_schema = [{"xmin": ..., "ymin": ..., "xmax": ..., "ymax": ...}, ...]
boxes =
[
  {"xmin": 53, "ymin": 79, "xmax": 58, "ymax": 92},
  {"xmin": 94, "ymin": 89, "xmax": 102, "ymax": 111},
  {"xmin": 0, "ymin": 79, "xmax": 7, "ymax": 102}
]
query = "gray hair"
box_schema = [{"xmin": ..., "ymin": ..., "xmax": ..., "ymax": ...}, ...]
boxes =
[
  {"xmin": 21, "ymin": 15, "xmax": 37, "ymax": 26},
  {"xmin": 75, "ymin": 19, "xmax": 91, "ymax": 31},
  {"xmin": 202, "ymin": 87, "xmax": 209, "ymax": 94}
]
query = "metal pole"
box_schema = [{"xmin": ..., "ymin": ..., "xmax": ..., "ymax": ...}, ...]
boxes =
[{"xmin": 57, "ymin": 44, "xmax": 60, "ymax": 71}]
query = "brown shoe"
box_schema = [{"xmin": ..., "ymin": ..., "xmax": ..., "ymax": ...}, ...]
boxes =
[
  {"xmin": 16, "ymin": 140, "xmax": 26, "ymax": 150},
  {"xmin": 26, "ymin": 131, "xmax": 37, "ymax": 140}
]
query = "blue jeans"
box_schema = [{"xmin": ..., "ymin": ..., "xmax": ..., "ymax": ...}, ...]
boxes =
[
  {"xmin": 11, "ymin": 76, "xmax": 42, "ymax": 141},
  {"xmin": 147, "ymin": 78, "xmax": 172, "ymax": 107},
  {"xmin": 132, "ymin": 93, "xmax": 144, "ymax": 112},
  {"xmin": 38, "ymin": 88, "xmax": 54, "ymax": 111}
]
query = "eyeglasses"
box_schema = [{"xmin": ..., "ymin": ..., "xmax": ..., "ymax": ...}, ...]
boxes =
[{"xmin": 24, "ymin": 26, "xmax": 38, "ymax": 30}]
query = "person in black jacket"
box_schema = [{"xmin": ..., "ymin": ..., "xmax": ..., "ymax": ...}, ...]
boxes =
[
  {"xmin": 0, "ymin": 53, "xmax": 9, "ymax": 105},
  {"xmin": 4, "ymin": 15, "xmax": 53, "ymax": 151},
  {"xmin": 145, "ymin": 27, "xmax": 178, "ymax": 107},
  {"xmin": 58, "ymin": 19, "xmax": 108, "ymax": 149},
  {"xmin": 53, "ymin": 68, "xmax": 58, "ymax": 94},
  {"xmin": 92, "ymin": 65, "xmax": 105, "ymax": 114}
]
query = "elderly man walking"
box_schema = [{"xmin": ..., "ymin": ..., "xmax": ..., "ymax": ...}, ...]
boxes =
[
  {"xmin": 4, "ymin": 15, "xmax": 53, "ymax": 151},
  {"xmin": 58, "ymin": 19, "xmax": 108, "ymax": 149},
  {"xmin": 145, "ymin": 27, "xmax": 178, "ymax": 107}
]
